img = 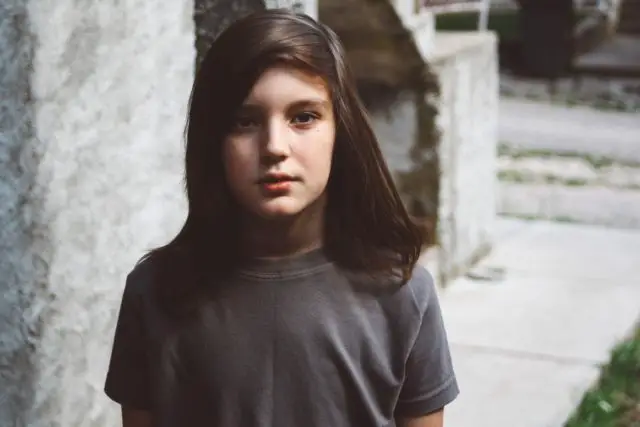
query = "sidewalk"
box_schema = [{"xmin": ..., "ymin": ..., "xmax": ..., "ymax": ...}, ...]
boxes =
[{"xmin": 440, "ymin": 218, "xmax": 640, "ymax": 427}]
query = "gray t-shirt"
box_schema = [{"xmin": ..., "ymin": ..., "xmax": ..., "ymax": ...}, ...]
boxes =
[{"xmin": 104, "ymin": 248, "xmax": 459, "ymax": 426}]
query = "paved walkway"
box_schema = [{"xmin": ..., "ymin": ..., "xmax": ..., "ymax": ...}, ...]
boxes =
[
  {"xmin": 439, "ymin": 218, "xmax": 640, "ymax": 427},
  {"xmin": 499, "ymin": 98, "xmax": 640, "ymax": 164}
]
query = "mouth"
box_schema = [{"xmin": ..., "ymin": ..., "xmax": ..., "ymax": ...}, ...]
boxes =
[
  {"xmin": 256, "ymin": 173, "xmax": 298, "ymax": 185},
  {"xmin": 256, "ymin": 173, "xmax": 298, "ymax": 194}
]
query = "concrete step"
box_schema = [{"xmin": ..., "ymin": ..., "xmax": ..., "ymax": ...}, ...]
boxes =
[
  {"xmin": 498, "ymin": 182, "xmax": 640, "ymax": 228},
  {"xmin": 497, "ymin": 155, "xmax": 640, "ymax": 228},
  {"xmin": 497, "ymin": 155, "xmax": 640, "ymax": 189},
  {"xmin": 499, "ymin": 98, "xmax": 640, "ymax": 164},
  {"xmin": 574, "ymin": 35, "xmax": 640, "ymax": 78}
]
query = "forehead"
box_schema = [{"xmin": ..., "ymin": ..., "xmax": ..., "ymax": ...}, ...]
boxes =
[{"xmin": 243, "ymin": 66, "xmax": 331, "ymax": 108}]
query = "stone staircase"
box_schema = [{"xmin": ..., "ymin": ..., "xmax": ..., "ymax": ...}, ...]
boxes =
[
  {"xmin": 619, "ymin": 0, "xmax": 640, "ymax": 35},
  {"xmin": 497, "ymin": 146, "xmax": 640, "ymax": 228}
]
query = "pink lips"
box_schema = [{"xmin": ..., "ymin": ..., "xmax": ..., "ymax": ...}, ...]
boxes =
[{"xmin": 257, "ymin": 173, "xmax": 297, "ymax": 194}]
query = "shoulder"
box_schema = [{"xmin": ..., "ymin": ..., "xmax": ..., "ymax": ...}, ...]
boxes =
[
  {"xmin": 342, "ymin": 263, "xmax": 437, "ymax": 317},
  {"xmin": 124, "ymin": 254, "xmax": 160, "ymax": 298},
  {"xmin": 119, "ymin": 253, "xmax": 178, "ymax": 313},
  {"xmin": 125, "ymin": 246, "xmax": 194, "ymax": 294},
  {"xmin": 359, "ymin": 264, "xmax": 438, "ymax": 332},
  {"xmin": 404, "ymin": 264, "xmax": 438, "ymax": 316}
]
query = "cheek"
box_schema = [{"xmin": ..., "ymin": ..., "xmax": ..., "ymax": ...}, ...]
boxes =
[
  {"xmin": 300, "ymin": 129, "xmax": 335, "ymax": 185},
  {"xmin": 223, "ymin": 138, "xmax": 256, "ymax": 186}
]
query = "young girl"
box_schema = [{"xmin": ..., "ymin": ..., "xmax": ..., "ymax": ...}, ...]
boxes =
[{"xmin": 105, "ymin": 9, "xmax": 458, "ymax": 427}]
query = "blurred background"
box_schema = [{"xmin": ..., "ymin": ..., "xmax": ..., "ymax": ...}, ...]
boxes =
[{"xmin": 0, "ymin": 0, "xmax": 638, "ymax": 426}]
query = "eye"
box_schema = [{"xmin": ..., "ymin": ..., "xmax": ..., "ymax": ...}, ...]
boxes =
[
  {"xmin": 232, "ymin": 115, "xmax": 259, "ymax": 131},
  {"xmin": 291, "ymin": 112, "xmax": 319, "ymax": 126}
]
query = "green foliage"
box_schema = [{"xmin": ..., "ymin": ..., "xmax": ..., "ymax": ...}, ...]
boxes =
[
  {"xmin": 435, "ymin": 11, "xmax": 521, "ymax": 41},
  {"xmin": 435, "ymin": 10, "xmax": 590, "ymax": 43},
  {"xmin": 565, "ymin": 327, "xmax": 640, "ymax": 427}
]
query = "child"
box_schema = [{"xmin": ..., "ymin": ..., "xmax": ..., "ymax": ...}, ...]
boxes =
[{"xmin": 105, "ymin": 9, "xmax": 458, "ymax": 427}]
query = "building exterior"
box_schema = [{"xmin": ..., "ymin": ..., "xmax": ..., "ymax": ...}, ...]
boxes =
[{"xmin": 0, "ymin": 0, "xmax": 195, "ymax": 425}]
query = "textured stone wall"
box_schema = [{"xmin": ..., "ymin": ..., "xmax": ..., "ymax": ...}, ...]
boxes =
[
  {"xmin": 194, "ymin": 0, "xmax": 317, "ymax": 67},
  {"xmin": 195, "ymin": 0, "xmax": 265, "ymax": 66},
  {"xmin": 368, "ymin": 40, "xmax": 500, "ymax": 288},
  {"xmin": 0, "ymin": 0, "xmax": 326, "ymax": 425},
  {"xmin": 265, "ymin": 0, "xmax": 318, "ymax": 19},
  {"xmin": 369, "ymin": 90, "xmax": 440, "ymax": 247},
  {"xmin": 365, "ymin": 25, "xmax": 498, "ymax": 287},
  {"xmin": 430, "ymin": 32, "xmax": 499, "ymax": 285},
  {"xmin": 371, "ymin": 94, "xmax": 419, "ymax": 179},
  {"xmin": 392, "ymin": 0, "xmax": 436, "ymax": 58},
  {"xmin": 0, "ymin": 1, "xmax": 38, "ymax": 425},
  {"xmin": 0, "ymin": 0, "xmax": 194, "ymax": 425}
]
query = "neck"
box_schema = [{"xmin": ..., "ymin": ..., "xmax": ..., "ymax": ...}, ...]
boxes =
[{"xmin": 240, "ymin": 195, "xmax": 327, "ymax": 260}]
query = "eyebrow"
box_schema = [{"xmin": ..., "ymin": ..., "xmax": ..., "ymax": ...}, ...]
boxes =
[
  {"xmin": 287, "ymin": 99, "xmax": 331, "ymax": 110},
  {"xmin": 240, "ymin": 98, "xmax": 331, "ymax": 111}
]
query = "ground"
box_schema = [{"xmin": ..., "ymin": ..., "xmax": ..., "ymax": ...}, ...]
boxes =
[
  {"xmin": 435, "ymin": 10, "xmax": 640, "ymax": 425},
  {"xmin": 443, "ymin": 66, "xmax": 640, "ymax": 426},
  {"xmin": 431, "ymin": 218, "xmax": 640, "ymax": 427}
]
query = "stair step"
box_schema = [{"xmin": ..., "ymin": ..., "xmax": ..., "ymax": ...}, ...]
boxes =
[
  {"xmin": 498, "ymin": 182, "xmax": 640, "ymax": 228},
  {"xmin": 497, "ymin": 155, "xmax": 640, "ymax": 228},
  {"xmin": 497, "ymin": 156, "xmax": 640, "ymax": 189}
]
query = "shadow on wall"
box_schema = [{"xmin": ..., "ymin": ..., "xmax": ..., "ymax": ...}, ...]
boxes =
[
  {"xmin": 356, "ymin": 79, "xmax": 442, "ymax": 248},
  {"xmin": 0, "ymin": 1, "xmax": 49, "ymax": 424},
  {"xmin": 319, "ymin": 0, "xmax": 442, "ymax": 248}
]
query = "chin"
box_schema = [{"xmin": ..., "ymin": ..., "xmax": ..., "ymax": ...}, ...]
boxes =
[{"xmin": 255, "ymin": 198, "xmax": 306, "ymax": 219}]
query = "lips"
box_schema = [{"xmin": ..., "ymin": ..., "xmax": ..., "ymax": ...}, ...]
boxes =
[
  {"xmin": 257, "ymin": 173, "xmax": 298, "ymax": 194},
  {"xmin": 257, "ymin": 173, "xmax": 297, "ymax": 185}
]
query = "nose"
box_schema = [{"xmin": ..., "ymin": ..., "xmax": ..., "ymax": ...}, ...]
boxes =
[{"xmin": 261, "ymin": 119, "xmax": 290, "ymax": 161}]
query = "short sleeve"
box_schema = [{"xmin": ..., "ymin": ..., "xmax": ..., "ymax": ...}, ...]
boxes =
[
  {"xmin": 104, "ymin": 272, "xmax": 151, "ymax": 410},
  {"xmin": 395, "ymin": 268, "xmax": 459, "ymax": 417}
]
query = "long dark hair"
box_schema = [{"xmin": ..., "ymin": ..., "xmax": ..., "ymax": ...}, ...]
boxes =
[{"xmin": 144, "ymin": 9, "xmax": 424, "ymax": 315}]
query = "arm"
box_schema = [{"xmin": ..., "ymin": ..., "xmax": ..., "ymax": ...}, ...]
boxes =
[
  {"xmin": 105, "ymin": 271, "xmax": 153, "ymax": 423},
  {"xmin": 397, "ymin": 409, "xmax": 444, "ymax": 427},
  {"xmin": 122, "ymin": 407, "xmax": 152, "ymax": 427},
  {"xmin": 394, "ymin": 268, "xmax": 459, "ymax": 422}
]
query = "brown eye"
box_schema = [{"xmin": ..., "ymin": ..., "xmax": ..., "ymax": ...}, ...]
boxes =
[
  {"xmin": 292, "ymin": 112, "xmax": 318, "ymax": 125},
  {"xmin": 233, "ymin": 116, "xmax": 258, "ymax": 130}
]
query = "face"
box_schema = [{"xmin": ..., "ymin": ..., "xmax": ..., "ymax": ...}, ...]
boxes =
[{"xmin": 223, "ymin": 66, "xmax": 336, "ymax": 219}]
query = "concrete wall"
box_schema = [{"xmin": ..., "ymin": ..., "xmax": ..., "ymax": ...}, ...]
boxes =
[
  {"xmin": 370, "ymin": 90, "xmax": 440, "ymax": 241},
  {"xmin": 430, "ymin": 32, "xmax": 499, "ymax": 285},
  {"xmin": 368, "ymin": 32, "xmax": 499, "ymax": 287},
  {"xmin": 372, "ymin": 94, "xmax": 419, "ymax": 180},
  {"xmin": 0, "ymin": 1, "xmax": 194, "ymax": 425},
  {"xmin": 195, "ymin": 0, "xmax": 265, "ymax": 65},
  {"xmin": 265, "ymin": 0, "xmax": 318, "ymax": 19},
  {"xmin": 392, "ymin": 0, "xmax": 437, "ymax": 57},
  {"xmin": 0, "ymin": 0, "xmax": 324, "ymax": 425},
  {"xmin": 0, "ymin": 2, "xmax": 36, "ymax": 425},
  {"xmin": 365, "ymin": 4, "xmax": 498, "ymax": 287}
]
